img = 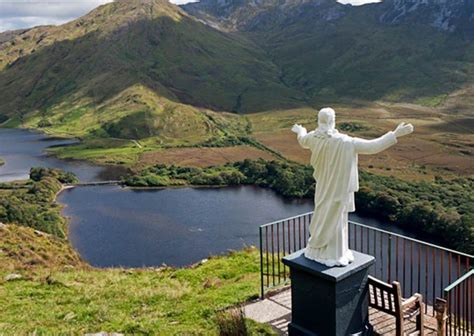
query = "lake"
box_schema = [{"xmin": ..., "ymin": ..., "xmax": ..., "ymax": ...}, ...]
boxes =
[
  {"xmin": 0, "ymin": 128, "xmax": 127, "ymax": 182},
  {"xmin": 0, "ymin": 128, "xmax": 412, "ymax": 268},
  {"xmin": 58, "ymin": 185, "xmax": 415, "ymax": 268}
]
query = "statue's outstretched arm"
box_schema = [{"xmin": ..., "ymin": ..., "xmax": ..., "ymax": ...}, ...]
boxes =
[
  {"xmin": 291, "ymin": 124, "xmax": 311, "ymax": 149},
  {"xmin": 353, "ymin": 122, "xmax": 414, "ymax": 155}
]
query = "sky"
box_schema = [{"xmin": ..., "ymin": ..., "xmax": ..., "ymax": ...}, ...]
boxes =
[{"xmin": 0, "ymin": 0, "xmax": 382, "ymax": 33}]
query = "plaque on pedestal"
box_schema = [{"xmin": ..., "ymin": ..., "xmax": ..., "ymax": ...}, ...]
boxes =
[{"xmin": 282, "ymin": 250, "xmax": 375, "ymax": 336}]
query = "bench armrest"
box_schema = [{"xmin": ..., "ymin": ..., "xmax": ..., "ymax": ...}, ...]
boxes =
[{"xmin": 402, "ymin": 293, "xmax": 423, "ymax": 310}]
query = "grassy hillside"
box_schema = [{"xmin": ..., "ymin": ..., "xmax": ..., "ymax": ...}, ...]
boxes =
[
  {"xmin": 23, "ymin": 84, "xmax": 250, "ymax": 140},
  {"xmin": 184, "ymin": 0, "xmax": 474, "ymax": 107},
  {"xmin": 245, "ymin": 7, "xmax": 474, "ymax": 105},
  {"xmin": 0, "ymin": 223, "xmax": 273, "ymax": 335},
  {"xmin": 37, "ymin": 84, "xmax": 276, "ymax": 166},
  {"xmin": 0, "ymin": 0, "xmax": 302, "ymax": 129}
]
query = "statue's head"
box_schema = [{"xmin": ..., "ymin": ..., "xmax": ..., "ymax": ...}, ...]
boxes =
[{"xmin": 318, "ymin": 107, "xmax": 336, "ymax": 130}]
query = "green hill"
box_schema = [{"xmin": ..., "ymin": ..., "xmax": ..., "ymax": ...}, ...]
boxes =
[
  {"xmin": 183, "ymin": 0, "xmax": 474, "ymax": 105},
  {"xmin": 0, "ymin": 0, "xmax": 303, "ymax": 137},
  {"xmin": 0, "ymin": 0, "xmax": 473, "ymax": 155}
]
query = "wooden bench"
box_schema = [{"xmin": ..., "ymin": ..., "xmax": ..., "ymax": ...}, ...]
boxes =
[{"xmin": 368, "ymin": 275, "xmax": 425, "ymax": 336}]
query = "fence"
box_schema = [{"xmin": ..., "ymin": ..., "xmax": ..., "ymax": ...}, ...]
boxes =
[
  {"xmin": 444, "ymin": 269, "xmax": 473, "ymax": 335},
  {"xmin": 259, "ymin": 211, "xmax": 473, "ymax": 323}
]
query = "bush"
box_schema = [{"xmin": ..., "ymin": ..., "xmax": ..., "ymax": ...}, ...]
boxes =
[
  {"xmin": 215, "ymin": 308, "xmax": 248, "ymax": 336},
  {"xmin": 38, "ymin": 119, "xmax": 52, "ymax": 128},
  {"xmin": 30, "ymin": 167, "xmax": 78, "ymax": 184},
  {"xmin": 0, "ymin": 168, "xmax": 78, "ymax": 238}
]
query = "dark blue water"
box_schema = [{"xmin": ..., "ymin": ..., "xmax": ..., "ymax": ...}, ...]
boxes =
[
  {"xmin": 59, "ymin": 185, "xmax": 413, "ymax": 268},
  {"xmin": 59, "ymin": 185, "xmax": 314, "ymax": 267},
  {"xmin": 0, "ymin": 128, "xmax": 126, "ymax": 182}
]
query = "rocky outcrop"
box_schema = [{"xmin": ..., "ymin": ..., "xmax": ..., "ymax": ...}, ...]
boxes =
[
  {"xmin": 182, "ymin": 0, "xmax": 348, "ymax": 31},
  {"xmin": 380, "ymin": 0, "xmax": 473, "ymax": 37}
]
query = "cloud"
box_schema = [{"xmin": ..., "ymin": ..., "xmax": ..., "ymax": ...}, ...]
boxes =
[
  {"xmin": 170, "ymin": 0, "xmax": 198, "ymax": 4},
  {"xmin": 0, "ymin": 0, "xmax": 113, "ymax": 32},
  {"xmin": 337, "ymin": 0, "xmax": 382, "ymax": 5}
]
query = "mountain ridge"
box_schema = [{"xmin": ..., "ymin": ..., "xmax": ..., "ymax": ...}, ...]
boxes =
[
  {"xmin": 182, "ymin": 0, "xmax": 474, "ymax": 37},
  {"xmin": 0, "ymin": 0, "xmax": 473, "ymax": 140},
  {"xmin": 182, "ymin": 0, "xmax": 474, "ymax": 105},
  {"xmin": 0, "ymin": 0, "xmax": 304, "ymax": 139}
]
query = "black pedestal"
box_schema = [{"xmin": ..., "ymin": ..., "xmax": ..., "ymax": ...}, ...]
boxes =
[{"xmin": 282, "ymin": 250, "xmax": 375, "ymax": 336}]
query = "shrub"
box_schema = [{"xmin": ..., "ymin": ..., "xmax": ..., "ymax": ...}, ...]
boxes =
[{"xmin": 215, "ymin": 308, "xmax": 248, "ymax": 336}]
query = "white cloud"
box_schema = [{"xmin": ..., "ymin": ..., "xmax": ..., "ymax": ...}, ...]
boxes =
[
  {"xmin": 0, "ymin": 0, "xmax": 113, "ymax": 32},
  {"xmin": 170, "ymin": 0, "xmax": 197, "ymax": 4},
  {"xmin": 337, "ymin": 0, "xmax": 382, "ymax": 5}
]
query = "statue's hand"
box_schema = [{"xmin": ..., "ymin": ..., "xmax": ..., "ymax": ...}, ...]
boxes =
[
  {"xmin": 394, "ymin": 122, "xmax": 414, "ymax": 138},
  {"xmin": 292, "ymin": 124, "xmax": 306, "ymax": 135}
]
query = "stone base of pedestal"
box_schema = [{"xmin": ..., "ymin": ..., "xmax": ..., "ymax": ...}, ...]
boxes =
[{"xmin": 283, "ymin": 250, "xmax": 375, "ymax": 336}]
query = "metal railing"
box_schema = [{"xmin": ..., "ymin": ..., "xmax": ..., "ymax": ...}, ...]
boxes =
[
  {"xmin": 259, "ymin": 212, "xmax": 473, "ymax": 320},
  {"xmin": 444, "ymin": 270, "xmax": 473, "ymax": 335}
]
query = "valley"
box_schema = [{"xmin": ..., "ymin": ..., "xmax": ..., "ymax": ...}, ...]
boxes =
[
  {"xmin": 0, "ymin": 0, "xmax": 472, "ymax": 181},
  {"xmin": 41, "ymin": 101, "xmax": 474, "ymax": 182},
  {"xmin": 0, "ymin": 0, "xmax": 473, "ymax": 333}
]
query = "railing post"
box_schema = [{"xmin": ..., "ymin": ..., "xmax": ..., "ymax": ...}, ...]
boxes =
[
  {"xmin": 388, "ymin": 234, "xmax": 392, "ymax": 283},
  {"xmin": 435, "ymin": 298, "xmax": 448, "ymax": 336},
  {"xmin": 259, "ymin": 226, "xmax": 264, "ymax": 299}
]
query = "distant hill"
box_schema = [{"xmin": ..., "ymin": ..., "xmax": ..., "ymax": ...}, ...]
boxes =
[
  {"xmin": 183, "ymin": 0, "xmax": 474, "ymax": 105},
  {"xmin": 0, "ymin": 0, "xmax": 473, "ymax": 139},
  {"xmin": 184, "ymin": 0, "xmax": 474, "ymax": 37},
  {"xmin": 0, "ymin": 0, "xmax": 302, "ymax": 138}
]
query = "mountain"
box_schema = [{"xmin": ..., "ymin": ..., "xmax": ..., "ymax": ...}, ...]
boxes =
[
  {"xmin": 183, "ymin": 0, "xmax": 474, "ymax": 36},
  {"xmin": 183, "ymin": 0, "xmax": 349, "ymax": 32},
  {"xmin": 0, "ymin": 0, "xmax": 303, "ymax": 138},
  {"xmin": 182, "ymin": 0, "xmax": 474, "ymax": 106},
  {"xmin": 0, "ymin": 0, "xmax": 473, "ymax": 140}
]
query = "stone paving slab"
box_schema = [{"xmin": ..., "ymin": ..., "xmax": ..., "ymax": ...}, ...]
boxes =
[{"xmin": 243, "ymin": 289, "xmax": 291, "ymax": 335}]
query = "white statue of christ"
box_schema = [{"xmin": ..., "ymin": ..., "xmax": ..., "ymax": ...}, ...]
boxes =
[{"xmin": 292, "ymin": 108, "xmax": 414, "ymax": 267}]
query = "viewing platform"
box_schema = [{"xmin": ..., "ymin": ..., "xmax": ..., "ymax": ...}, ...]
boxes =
[
  {"xmin": 244, "ymin": 287, "xmax": 439, "ymax": 335},
  {"xmin": 255, "ymin": 212, "xmax": 473, "ymax": 335}
]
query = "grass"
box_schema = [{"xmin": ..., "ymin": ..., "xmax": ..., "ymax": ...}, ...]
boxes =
[
  {"xmin": 24, "ymin": 99, "xmax": 474, "ymax": 182},
  {"xmin": 248, "ymin": 103, "xmax": 474, "ymax": 181},
  {"xmin": 215, "ymin": 307, "xmax": 248, "ymax": 336},
  {"xmin": 0, "ymin": 223, "xmax": 274, "ymax": 335},
  {"xmin": 48, "ymin": 139, "xmax": 146, "ymax": 166},
  {"xmin": 0, "ymin": 224, "xmax": 85, "ymax": 272}
]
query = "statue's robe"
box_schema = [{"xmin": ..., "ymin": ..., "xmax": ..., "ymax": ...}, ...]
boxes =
[{"xmin": 297, "ymin": 130, "xmax": 397, "ymax": 266}]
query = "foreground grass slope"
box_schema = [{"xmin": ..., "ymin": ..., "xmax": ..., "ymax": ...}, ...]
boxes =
[{"xmin": 0, "ymin": 223, "xmax": 272, "ymax": 334}]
